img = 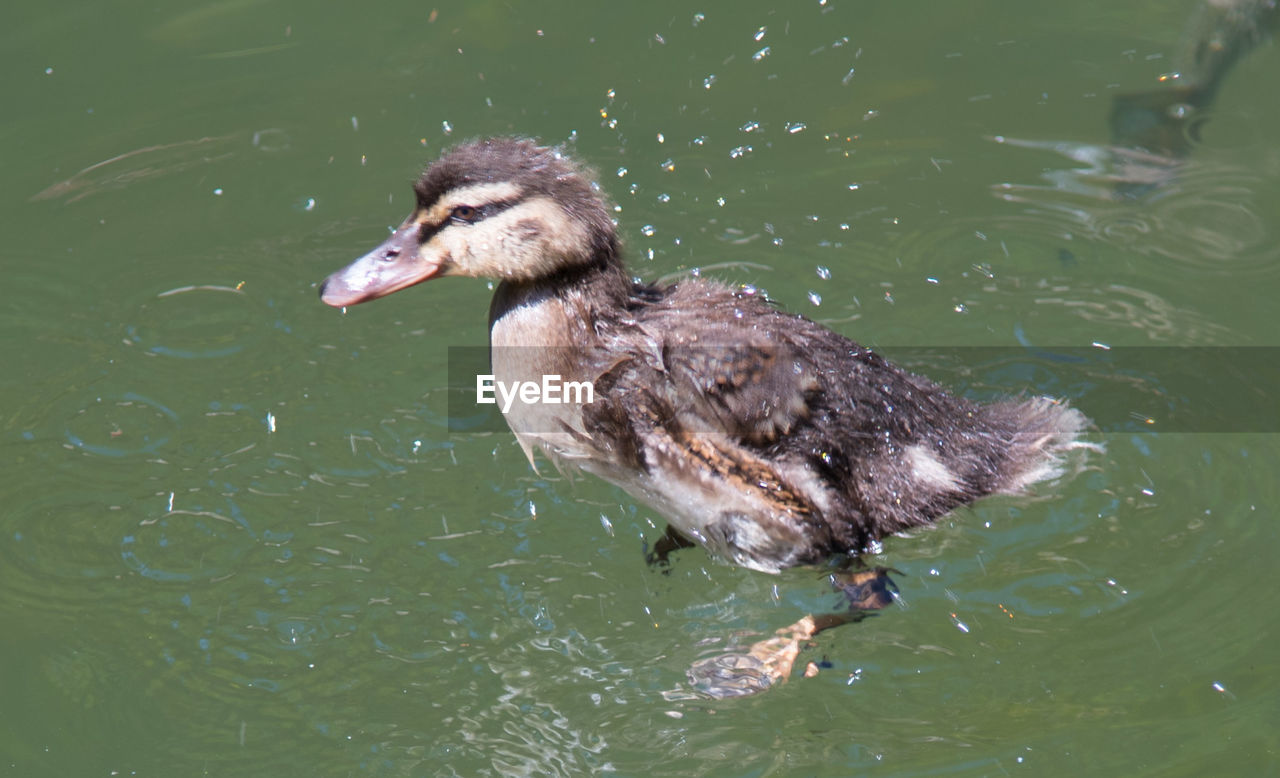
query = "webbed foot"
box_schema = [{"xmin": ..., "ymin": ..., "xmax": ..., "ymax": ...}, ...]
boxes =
[
  {"xmin": 679, "ymin": 569, "xmax": 901, "ymax": 698},
  {"xmin": 684, "ymin": 612, "xmax": 856, "ymax": 699}
]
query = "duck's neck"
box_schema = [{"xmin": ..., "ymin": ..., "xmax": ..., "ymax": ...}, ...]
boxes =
[
  {"xmin": 487, "ymin": 252, "xmax": 631, "ymax": 336},
  {"xmin": 486, "ymin": 254, "xmax": 630, "ymax": 434}
]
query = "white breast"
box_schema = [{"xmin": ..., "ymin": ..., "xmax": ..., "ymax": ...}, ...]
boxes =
[{"xmin": 489, "ymin": 294, "xmax": 595, "ymax": 468}]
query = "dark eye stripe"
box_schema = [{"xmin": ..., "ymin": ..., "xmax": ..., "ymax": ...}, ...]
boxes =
[{"xmin": 418, "ymin": 199, "xmax": 519, "ymax": 243}]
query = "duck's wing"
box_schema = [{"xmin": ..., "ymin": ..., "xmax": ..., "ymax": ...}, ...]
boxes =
[
  {"xmin": 658, "ymin": 336, "xmax": 821, "ymax": 446},
  {"xmin": 583, "ymin": 282, "xmax": 892, "ymax": 450},
  {"xmin": 623, "ymin": 285, "xmax": 932, "ymax": 449},
  {"xmin": 581, "ymin": 287, "xmax": 821, "ymax": 449}
]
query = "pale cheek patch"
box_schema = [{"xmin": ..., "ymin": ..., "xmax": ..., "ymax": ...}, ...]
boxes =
[{"xmin": 446, "ymin": 196, "xmax": 588, "ymax": 279}]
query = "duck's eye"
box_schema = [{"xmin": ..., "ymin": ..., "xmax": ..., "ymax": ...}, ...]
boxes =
[{"xmin": 450, "ymin": 205, "xmax": 479, "ymax": 223}]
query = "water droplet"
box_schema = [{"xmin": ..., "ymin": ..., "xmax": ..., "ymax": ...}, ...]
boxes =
[
  {"xmin": 954, "ymin": 303, "xmax": 967, "ymax": 313},
  {"xmin": 785, "ymin": 122, "xmax": 807, "ymax": 134},
  {"xmin": 754, "ymin": 26, "xmax": 767, "ymax": 41},
  {"xmin": 752, "ymin": 46, "xmax": 771, "ymax": 62},
  {"xmin": 657, "ymin": 193, "xmax": 671, "ymax": 203},
  {"xmin": 816, "ymin": 266, "xmax": 831, "ymax": 280},
  {"xmin": 807, "ymin": 291, "xmax": 822, "ymax": 306},
  {"xmin": 740, "ymin": 121, "xmax": 760, "ymax": 133},
  {"xmin": 703, "ymin": 74, "xmax": 717, "ymax": 89},
  {"xmin": 641, "ymin": 224, "xmax": 655, "ymax": 237},
  {"xmin": 692, "ymin": 135, "xmax": 707, "ymax": 146},
  {"xmin": 842, "ymin": 68, "xmax": 856, "ymax": 86},
  {"xmin": 659, "ymin": 158, "xmax": 675, "ymax": 172},
  {"xmin": 692, "ymin": 13, "xmax": 705, "ymax": 27},
  {"xmin": 616, "ymin": 167, "xmax": 628, "ymax": 178},
  {"xmin": 728, "ymin": 145, "xmax": 752, "ymax": 159},
  {"xmin": 442, "ymin": 120, "xmax": 453, "ymax": 134}
]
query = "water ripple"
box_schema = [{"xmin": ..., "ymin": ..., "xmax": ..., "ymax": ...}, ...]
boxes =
[
  {"xmin": 989, "ymin": 137, "xmax": 1280, "ymax": 277},
  {"xmin": 125, "ymin": 283, "xmax": 262, "ymax": 360}
]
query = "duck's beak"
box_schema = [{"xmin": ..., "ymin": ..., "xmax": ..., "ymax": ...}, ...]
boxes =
[{"xmin": 319, "ymin": 219, "xmax": 444, "ymax": 307}]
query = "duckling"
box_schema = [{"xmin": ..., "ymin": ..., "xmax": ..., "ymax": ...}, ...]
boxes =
[{"xmin": 319, "ymin": 137, "xmax": 1090, "ymax": 576}]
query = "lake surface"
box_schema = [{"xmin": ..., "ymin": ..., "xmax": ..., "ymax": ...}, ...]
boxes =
[{"xmin": 3, "ymin": 0, "xmax": 1278, "ymax": 775}]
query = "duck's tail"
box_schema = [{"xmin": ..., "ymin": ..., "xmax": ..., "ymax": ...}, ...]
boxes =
[{"xmin": 989, "ymin": 397, "xmax": 1101, "ymax": 494}]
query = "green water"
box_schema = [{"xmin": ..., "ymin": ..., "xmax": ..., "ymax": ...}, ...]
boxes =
[{"xmin": 3, "ymin": 0, "xmax": 1278, "ymax": 775}]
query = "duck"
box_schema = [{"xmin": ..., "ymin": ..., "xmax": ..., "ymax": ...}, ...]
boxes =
[{"xmin": 319, "ymin": 137, "xmax": 1090, "ymax": 577}]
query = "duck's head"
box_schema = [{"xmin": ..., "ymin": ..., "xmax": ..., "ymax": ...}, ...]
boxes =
[{"xmin": 320, "ymin": 137, "xmax": 618, "ymax": 307}]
